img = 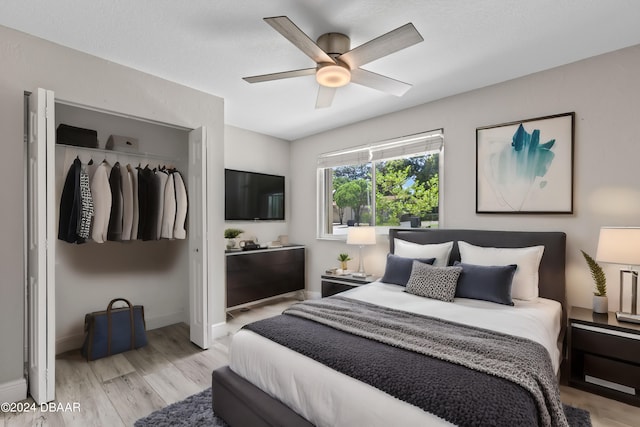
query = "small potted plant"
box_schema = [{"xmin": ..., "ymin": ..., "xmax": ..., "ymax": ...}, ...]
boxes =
[
  {"xmin": 224, "ymin": 228, "xmax": 243, "ymax": 250},
  {"xmin": 337, "ymin": 253, "xmax": 351, "ymax": 271},
  {"xmin": 581, "ymin": 250, "xmax": 607, "ymax": 313}
]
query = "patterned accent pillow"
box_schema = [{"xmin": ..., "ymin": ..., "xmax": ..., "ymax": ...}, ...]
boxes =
[{"xmin": 405, "ymin": 261, "xmax": 462, "ymax": 302}]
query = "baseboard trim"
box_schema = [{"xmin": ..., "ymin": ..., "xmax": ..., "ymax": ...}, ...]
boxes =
[
  {"xmin": 0, "ymin": 378, "xmax": 27, "ymax": 403},
  {"xmin": 305, "ymin": 290, "xmax": 321, "ymax": 300},
  {"xmin": 211, "ymin": 321, "xmax": 227, "ymax": 340},
  {"xmin": 145, "ymin": 310, "xmax": 186, "ymax": 331},
  {"xmin": 56, "ymin": 333, "xmax": 85, "ymax": 355},
  {"xmin": 55, "ymin": 310, "xmax": 186, "ymax": 354}
]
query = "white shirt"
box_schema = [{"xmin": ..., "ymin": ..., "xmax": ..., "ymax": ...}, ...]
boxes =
[{"xmin": 90, "ymin": 161, "xmax": 112, "ymax": 243}]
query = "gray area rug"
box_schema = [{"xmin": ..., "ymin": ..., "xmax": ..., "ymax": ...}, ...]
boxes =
[
  {"xmin": 135, "ymin": 388, "xmax": 227, "ymax": 427},
  {"xmin": 135, "ymin": 387, "xmax": 592, "ymax": 427}
]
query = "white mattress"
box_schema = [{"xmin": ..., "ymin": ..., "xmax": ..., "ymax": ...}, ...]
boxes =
[{"xmin": 230, "ymin": 281, "xmax": 563, "ymax": 427}]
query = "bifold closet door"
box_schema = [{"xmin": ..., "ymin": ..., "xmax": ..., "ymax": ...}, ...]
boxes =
[
  {"xmin": 27, "ymin": 88, "xmax": 56, "ymax": 404},
  {"xmin": 188, "ymin": 126, "xmax": 209, "ymax": 349}
]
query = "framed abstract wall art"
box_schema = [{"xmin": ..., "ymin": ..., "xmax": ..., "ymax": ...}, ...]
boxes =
[{"xmin": 476, "ymin": 112, "xmax": 574, "ymax": 214}]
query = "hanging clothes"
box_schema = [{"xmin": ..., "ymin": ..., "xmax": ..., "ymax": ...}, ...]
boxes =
[
  {"xmin": 128, "ymin": 164, "xmax": 139, "ymax": 240},
  {"xmin": 161, "ymin": 172, "xmax": 176, "ymax": 239},
  {"xmin": 121, "ymin": 164, "xmax": 134, "ymax": 241},
  {"xmin": 77, "ymin": 161, "xmax": 94, "ymax": 240},
  {"xmin": 154, "ymin": 169, "xmax": 169, "ymax": 240},
  {"xmin": 173, "ymin": 171, "xmax": 188, "ymax": 239},
  {"xmin": 58, "ymin": 157, "xmax": 83, "ymax": 243},
  {"xmin": 91, "ymin": 161, "xmax": 112, "ymax": 243},
  {"xmin": 137, "ymin": 165, "xmax": 156, "ymax": 241},
  {"xmin": 107, "ymin": 162, "xmax": 124, "ymax": 241}
]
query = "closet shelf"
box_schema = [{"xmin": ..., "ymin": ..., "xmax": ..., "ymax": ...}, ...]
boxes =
[{"xmin": 56, "ymin": 143, "xmax": 181, "ymax": 162}]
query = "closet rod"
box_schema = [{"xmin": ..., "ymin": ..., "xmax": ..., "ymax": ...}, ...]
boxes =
[{"xmin": 57, "ymin": 143, "xmax": 181, "ymax": 162}]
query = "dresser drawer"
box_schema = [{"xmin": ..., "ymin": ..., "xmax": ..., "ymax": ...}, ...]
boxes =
[
  {"xmin": 321, "ymin": 281, "xmax": 355, "ymax": 297},
  {"xmin": 584, "ymin": 353, "xmax": 640, "ymax": 389},
  {"xmin": 572, "ymin": 327, "xmax": 640, "ymax": 363}
]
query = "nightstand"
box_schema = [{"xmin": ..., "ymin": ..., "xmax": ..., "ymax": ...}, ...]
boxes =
[
  {"xmin": 568, "ymin": 306, "xmax": 640, "ymax": 406},
  {"xmin": 321, "ymin": 274, "xmax": 379, "ymax": 297}
]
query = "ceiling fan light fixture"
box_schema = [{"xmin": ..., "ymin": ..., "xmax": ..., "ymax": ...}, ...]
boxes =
[{"xmin": 316, "ymin": 64, "xmax": 351, "ymax": 88}]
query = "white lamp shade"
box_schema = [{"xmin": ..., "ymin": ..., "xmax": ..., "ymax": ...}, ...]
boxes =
[
  {"xmin": 347, "ymin": 226, "xmax": 376, "ymax": 246},
  {"xmin": 596, "ymin": 227, "xmax": 640, "ymax": 265}
]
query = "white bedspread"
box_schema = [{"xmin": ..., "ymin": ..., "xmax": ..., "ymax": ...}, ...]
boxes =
[{"xmin": 230, "ymin": 281, "xmax": 563, "ymax": 427}]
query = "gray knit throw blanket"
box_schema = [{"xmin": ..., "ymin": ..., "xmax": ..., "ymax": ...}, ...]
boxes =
[{"xmin": 285, "ymin": 296, "xmax": 568, "ymax": 427}]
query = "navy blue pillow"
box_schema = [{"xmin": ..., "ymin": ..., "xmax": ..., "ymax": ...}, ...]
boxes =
[
  {"xmin": 453, "ymin": 261, "xmax": 517, "ymax": 306},
  {"xmin": 381, "ymin": 253, "xmax": 435, "ymax": 286}
]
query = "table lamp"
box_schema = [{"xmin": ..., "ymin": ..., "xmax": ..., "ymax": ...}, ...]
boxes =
[
  {"xmin": 596, "ymin": 227, "xmax": 640, "ymax": 324},
  {"xmin": 347, "ymin": 226, "xmax": 376, "ymax": 277}
]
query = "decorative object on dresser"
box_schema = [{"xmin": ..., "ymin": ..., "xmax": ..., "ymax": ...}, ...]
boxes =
[
  {"xmin": 224, "ymin": 228, "xmax": 243, "ymax": 250},
  {"xmin": 581, "ymin": 250, "xmax": 608, "ymax": 314},
  {"xmin": 568, "ymin": 306, "xmax": 640, "ymax": 406},
  {"xmin": 596, "ymin": 227, "xmax": 640, "ymax": 324},
  {"xmin": 346, "ymin": 226, "xmax": 376, "ymax": 277},
  {"xmin": 321, "ymin": 273, "xmax": 378, "ymax": 297},
  {"xmin": 337, "ymin": 253, "xmax": 351, "ymax": 271}
]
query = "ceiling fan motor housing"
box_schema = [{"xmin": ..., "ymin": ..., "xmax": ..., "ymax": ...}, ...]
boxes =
[{"xmin": 316, "ymin": 32, "xmax": 351, "ymax": 58}]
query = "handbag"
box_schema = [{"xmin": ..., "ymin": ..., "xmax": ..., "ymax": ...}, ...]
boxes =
[{"xmin": 81, "ymin": 298, "xmax": 148, "ymax": 361}]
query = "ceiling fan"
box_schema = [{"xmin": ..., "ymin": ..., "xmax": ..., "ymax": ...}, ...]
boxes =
[{"xmin": 243, "ymin": 16, "xmax": 424, "ymax": 108}]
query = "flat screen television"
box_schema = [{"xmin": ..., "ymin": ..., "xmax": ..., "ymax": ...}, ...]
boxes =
[{"xmin": 225, "ymin": 169, "xmax": 285, "ymax": 221}]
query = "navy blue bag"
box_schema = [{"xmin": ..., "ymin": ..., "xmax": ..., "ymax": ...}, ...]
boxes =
[{"xmin": 81, "ymin": 298, "xmax": 147, "ymax": 361}]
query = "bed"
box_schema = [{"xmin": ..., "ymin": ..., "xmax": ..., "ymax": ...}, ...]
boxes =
[{"xmin": 212, "ymin": 228, "xmax": 567, "ymax": 427}]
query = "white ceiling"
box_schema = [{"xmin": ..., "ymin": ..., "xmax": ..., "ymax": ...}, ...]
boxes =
[{"xmin": 1, "ymin": 1, "xmax": 640, "ymax": 140}]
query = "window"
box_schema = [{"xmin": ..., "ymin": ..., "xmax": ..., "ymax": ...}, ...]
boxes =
[{"xmin": 317, "ymin": 130, "xmax": 443, "ymax": 238}]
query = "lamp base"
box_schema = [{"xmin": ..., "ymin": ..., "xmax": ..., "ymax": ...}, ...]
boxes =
[
  {"xmin": 615, "ymin": 311, "xmax": 640, "ymax": 324},
  {"xmin": 351, "ymin": 272, "xmax": 367, "ymax": 278}
]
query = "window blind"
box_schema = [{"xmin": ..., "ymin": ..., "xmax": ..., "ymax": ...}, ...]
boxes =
[{"xmin": 317, "ymin": 129, "xmax": 443, "ymax": 168}]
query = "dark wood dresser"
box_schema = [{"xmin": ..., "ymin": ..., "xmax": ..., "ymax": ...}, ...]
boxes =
[{"xmin": 226, "ymin": 246, "xmax": 305, "ymax": 308}]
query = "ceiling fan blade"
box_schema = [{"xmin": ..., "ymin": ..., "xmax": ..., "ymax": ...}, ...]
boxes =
[
  {"xmin": 243, "ymin": 68, "xmax": 316, "ymax": 83},
  {"xmin": 264, "ymin": 16, "xmax": 335, "ymax": 64},
  {"xmin": 350, "ymin": 68, "xmax": 412, "ymax": 96},
  {"xmin": 315, "ymin": 85, "xmax": 337, "ymax": 109},
  {"xmin": 339, "ymin": 23, "xmax": 423, "ymax": 69}
]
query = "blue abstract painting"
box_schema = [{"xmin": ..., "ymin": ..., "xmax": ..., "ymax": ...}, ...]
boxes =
[{"xmin": 476, "ymin": 113, "xmax": 574, "ymax": 213}]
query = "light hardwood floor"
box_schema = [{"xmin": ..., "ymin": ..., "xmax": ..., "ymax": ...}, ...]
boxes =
[{"xmin": 2, "ymin": 297, "xmax": 639, "ymax": 427}]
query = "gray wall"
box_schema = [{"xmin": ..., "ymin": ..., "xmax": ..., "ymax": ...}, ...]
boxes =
[
  {"xmin": 0, "ymin": 25, "xmax": 225, "ymax": 398},
  {"xmin": 290, "ymin": 44, "xmax": 640, "ymax": 311},
  {"xmin": 224, "ymin": 125, "xmax": 290, "ymax": 244}
]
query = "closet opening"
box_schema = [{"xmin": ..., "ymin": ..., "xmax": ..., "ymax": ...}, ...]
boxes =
[{"xmin": 25, "ymin": 90, "xmax": 208, "ymax": 404}]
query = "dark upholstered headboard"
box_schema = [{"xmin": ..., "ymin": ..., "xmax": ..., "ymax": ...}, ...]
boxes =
[{"xmin": 389, "ymin": 229, "xmax": 567, "ymax": 333}]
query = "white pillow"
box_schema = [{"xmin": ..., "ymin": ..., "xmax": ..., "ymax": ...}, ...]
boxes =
[
  {"xmin": 394, "ymin": 239, "xmax": 454, "ymax": 267},
  {"xmin": 457, "ymin": 241, "xmax": 544, "ymax": 301}
]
